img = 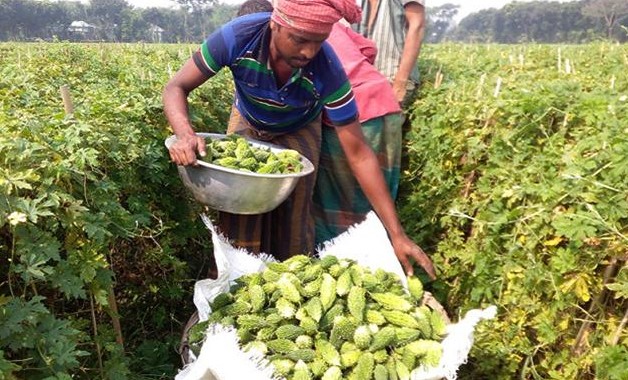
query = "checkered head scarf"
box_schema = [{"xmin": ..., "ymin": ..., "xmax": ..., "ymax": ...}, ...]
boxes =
[{"xmin": 271, "ymin": 0, "xmax": 362, "ymax": 35}]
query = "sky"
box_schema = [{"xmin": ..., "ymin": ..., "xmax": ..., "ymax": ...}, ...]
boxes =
[{"xmin": 125, "ymin": 0, "xmax": 577, "ymax": 23}]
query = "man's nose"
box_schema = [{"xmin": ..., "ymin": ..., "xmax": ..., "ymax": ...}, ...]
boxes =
[{"xmin": 300, "ymin": 43, "xmax": 319, "ymax": 59}]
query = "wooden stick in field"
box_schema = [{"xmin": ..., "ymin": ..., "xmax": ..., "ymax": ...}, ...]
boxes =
[{"xmin": 60, "ymin": 85, "xmax": 74, "ymax": 115}]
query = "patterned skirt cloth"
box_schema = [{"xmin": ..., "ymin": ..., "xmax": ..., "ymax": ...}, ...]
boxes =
[
  {"xmin": 217, "ymin": 107, "xmax": 322, "ymax": 261},
  {"xmin": 313, "ymin": 112, "xmax": 403, "ymax": 245}
]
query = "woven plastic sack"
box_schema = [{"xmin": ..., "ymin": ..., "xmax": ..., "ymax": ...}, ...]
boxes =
[{"xmin": 175, "ymin": 212, "xmax": 497, "ymax": 380}]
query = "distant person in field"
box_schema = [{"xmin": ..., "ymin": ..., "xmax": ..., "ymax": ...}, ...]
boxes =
[
  {"xmin": 355, "ymin": 0, "xmax": 426, "ymax": 108},
  {"xmin": 236, "ymin": 0, "xmax": 274, "ymax": 16},
  {"xmin": 162, "ymin": 0, "xmax": 435, "ymax": 279}
]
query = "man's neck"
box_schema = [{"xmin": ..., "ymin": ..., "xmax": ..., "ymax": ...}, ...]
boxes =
[{"xmin": 269, "ymin": 40, "xmax": 293, "ymax": 87}]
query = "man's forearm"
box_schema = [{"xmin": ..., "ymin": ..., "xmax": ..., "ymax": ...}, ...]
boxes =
[
  {"xmin": 394, "ymin": 3, "xmax": 425, "ymax": 85},
  {"xmin": 163, "ymin": 84, "xmax": 195, "ymax": 138},
  {"xmin": 338, "ymin": 123, "xmax": 405, "ymax": 240},
  {"xmin": 163, "ymin": 57, "xmax": 211, "ymax": 139}
]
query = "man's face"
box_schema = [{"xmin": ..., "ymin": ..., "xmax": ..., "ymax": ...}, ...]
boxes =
[{"xmin": 270, "ymin": 22, "xmax": 329, "ymax": 68}]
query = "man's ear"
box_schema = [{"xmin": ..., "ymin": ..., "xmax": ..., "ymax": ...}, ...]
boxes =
[{"xmin": 270, "ymin": 20, "xmax": 278, "ymax": 32}]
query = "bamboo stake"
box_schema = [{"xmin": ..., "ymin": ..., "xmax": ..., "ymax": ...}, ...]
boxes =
[
  {"xmin": 108, "ymin": 287, "xmax": 125, "ymax": 348},
  {"xmin": 90, "ymin": 293, "xmax": 105, "ymax": 379},
  {"xmin": 60, "ymin": 85, "xmax": 74, "ymax": 115},
  {"xmin": 476, "ymin": 73, "xmax": 486, "ymax": 99},
  {"xmin": 611, "ymin": 305, "xmax": 628, "ymax": 345},
  {"xmin": 434, "ymin": 69, "xmax": 444, "ymax": 89},
  {"xmin": 493, "ymin": 77, "xmax": 502, "ymax": 98}
]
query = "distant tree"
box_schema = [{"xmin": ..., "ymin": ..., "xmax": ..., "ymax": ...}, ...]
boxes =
[
  {"xmin": 88, "ymin": 0, "xmax": 133, "ymax": 41},
  {"xmin": 425, "ymin": 3, "xmax": 459, "ymax": 42},
  {"xmin": 0, "ymin": 0, "xmax": 82, "ymax": 40},
  {"xmin": 0, "ymin": 0, "xmax": 244, "ymax": 42},
  {"xmin": 120, "ymin": 7, "xmax": 149, "ymax": 42},
  {"xmin": 175, "ymin": 0, "xmax": 217, "ymax": 41},
  {"xmin": 581, "ymin": 0, "xmax": 628, "ymax": 39},
  {"xmin": 141, "ymin": 7, "xmax": 186, "ymax": 42},
  {"xmin": 451, "ymin": 0, "xmax": 601, "ymax": 43},
  {"xmin": 207, "ymin": 3, "xmax": 238, "ymax": 33},
  {"xmin": 453, "ymin": 8, "xmax": 499, "ymax": 42}
]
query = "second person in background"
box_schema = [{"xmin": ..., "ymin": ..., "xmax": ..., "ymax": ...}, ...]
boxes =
[
  {"xmin": 313, "ymin": 22, "xmax": 405, "ymax": 247},
  {"xmin": 354, "ymin": 0, "xmax": 426, "ymax": 107}
]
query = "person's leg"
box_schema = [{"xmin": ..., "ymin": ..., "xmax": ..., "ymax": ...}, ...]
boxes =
[
  {"xmin": 400, "ymin": 80, "xmax": 417, "ymax": 109},
  {"xmin": 313, "ymin": 123, "xmax": 366, "ymax": 245},
  {"xmin": 313, "ymin": 113, "xmax": 403, "ymax": 245},
  {"xmin": 377, "ymin": 112, "xmax": 403, "ymax": 200},
  {"xmin": 264, "ymin": 120, "xmax": 321, "ymax": 260},
  {"xmin": 216, "ymin": 106, "xmax": 266, "ymax": 254},
  {"xmin": 218, "ymin": 107, "xmax": 322, "ymax": 260}
]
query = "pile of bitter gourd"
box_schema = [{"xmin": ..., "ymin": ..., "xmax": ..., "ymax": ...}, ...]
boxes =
[
  {"xmin": 203, "ymin": 134, "xmax": 303, "ymax": 174},
  {"xmin": 188, "ymin": 254, "xmax": 447, "ymax": 379}
]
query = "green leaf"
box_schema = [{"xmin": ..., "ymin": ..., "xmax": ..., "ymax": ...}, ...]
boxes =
[
  {"xmin": 551, "ymin": 212, "xmax": 598, "ymax": 241},
  {"xmin": 0, "ymin": 350, "xmax": 21, "ymax": 379},
  {"xmin": 605, "ymin": 267, "xmax": 628, "ymax": 299}
]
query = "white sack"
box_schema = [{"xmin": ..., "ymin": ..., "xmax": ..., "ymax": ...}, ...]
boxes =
[
  {"xmin": 317, "ymin": 211, "xmax": 408, "ymax": 288},
  {"xmin": 176, "ymin": 211, "xmax": 497, "ymax": 380}
]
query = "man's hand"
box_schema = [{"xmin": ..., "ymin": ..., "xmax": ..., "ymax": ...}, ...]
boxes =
[
  {"xmin": 391, "ymin": 234, "xmax": 436, "ymax": 279},
  {"xmin": 168, "ymin": 134, "xmax": 206, "ymax": 166},
  {"xmin": 392, "ymin": 79, "xmax": 408, "ymax": 104}
]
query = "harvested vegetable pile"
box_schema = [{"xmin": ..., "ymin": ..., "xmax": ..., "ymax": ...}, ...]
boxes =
[
  {"xmin": 188, "ymin": 255, "xmax": 447, "ymax": 379},
  {"xmin": 203, "ymin": 134, "xmax": 303, "ymax": 174}
]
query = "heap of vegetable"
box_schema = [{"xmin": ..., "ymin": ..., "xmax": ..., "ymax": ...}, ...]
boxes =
[
  {"xmin": 188, "ymin": 255, "xmax": 447, "ymax": 379},
  {"xmin": 203, "ymin": 134, "xmax": 303, "ymax": 174}
]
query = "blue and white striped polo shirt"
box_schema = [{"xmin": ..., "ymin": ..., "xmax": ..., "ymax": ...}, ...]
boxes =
[{"xmin": 193, "ymin": 12, "xmax": 358, "ymax": 133}]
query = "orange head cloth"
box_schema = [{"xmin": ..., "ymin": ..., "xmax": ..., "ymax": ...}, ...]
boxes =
[{"xmin": 271, "ymin": 0, "xmax": 362, "ymax": 35}]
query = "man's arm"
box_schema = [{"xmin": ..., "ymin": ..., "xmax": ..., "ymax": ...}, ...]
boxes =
[
  {"xmin": 162, "ymin": 58, "xmax": 210, "ymax": 166},
  {"xmin": 392, "ymin": 1, "xmax": 425, "ymax": 103},
  {"xmin": 335, "ymin": 120, "xmax": 436, "ymax": 279}
]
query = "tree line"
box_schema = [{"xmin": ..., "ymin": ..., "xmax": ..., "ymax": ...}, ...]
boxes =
[
  {"xmin": 429, "ymin": 0, "xmax": 628, "ymax": 43},
  {"xmin": 0, "ymin": 0, "xmax": 238, "ymax": 43},
  {"xmin": 0, "ymin": 0, "xmax": 626, "ymax": 44}
]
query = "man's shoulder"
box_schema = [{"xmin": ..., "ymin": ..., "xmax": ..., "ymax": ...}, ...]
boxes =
[{"xmin": 310, "ymin": 42, "xmax": 343, "ymax": 70}]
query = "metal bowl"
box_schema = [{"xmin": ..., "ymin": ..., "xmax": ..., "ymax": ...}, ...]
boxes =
[{"xmin": 164, "ymin": 133, "xmax": 315, "ymax": 214}]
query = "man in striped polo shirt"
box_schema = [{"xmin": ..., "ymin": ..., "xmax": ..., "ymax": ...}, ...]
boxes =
[{"xmin": 163, "ymin": 0, "xmax": 435, "ymax": 279}]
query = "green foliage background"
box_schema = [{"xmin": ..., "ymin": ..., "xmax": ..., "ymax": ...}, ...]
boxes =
[
  {"xmin": 0, "ymin": 43, "xmax": 233, "ymax": 379},
  {"xmin": 0, "ymin": 42, "xmax": 626, "ymax": 379},
  {"xmin": 400, "ymin": 43, "xmax": 627, "ymax": 379}
]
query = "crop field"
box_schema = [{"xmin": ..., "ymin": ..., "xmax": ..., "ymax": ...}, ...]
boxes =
[{"xmin": 0, "ymin": 42, "xmax": 626, "ymax": 379}]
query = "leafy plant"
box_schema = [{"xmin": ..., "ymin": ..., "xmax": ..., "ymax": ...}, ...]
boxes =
[
  {"xmin": 400, "ymin": 42, "xmax": 628, "ymax": 379},
  {"xmin": 0, "ymin": 42, "xmax": 233, "ymax": 379}
]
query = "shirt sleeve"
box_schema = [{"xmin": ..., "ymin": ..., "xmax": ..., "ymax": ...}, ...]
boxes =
[
  {"xmin": 319, "ymin": 44, "xmax": 359, "ymax": 127},
  {"xmin": 193, "ymin": 19, "xmax": 241, "ymax": 76}
]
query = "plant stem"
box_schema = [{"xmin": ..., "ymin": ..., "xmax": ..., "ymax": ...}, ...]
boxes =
[
  {"xmin": 90, "ymin": 292, "xmax": 105, "ymax": 379},
  {"xmin": 611, "ymin": 305, "xmax": 628, "ymax": 346},
  {"xmin": 572, "ymin": 257, "xmax": 619, "ymax": 355},
  {"xmin": 108, "ymin": 286, "xmax": 125, "ymax": 348}
]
